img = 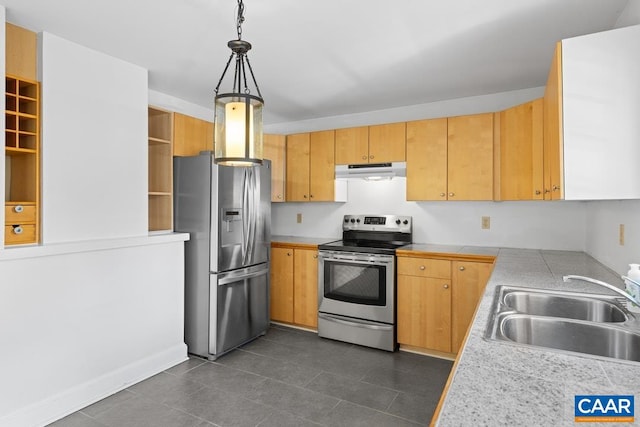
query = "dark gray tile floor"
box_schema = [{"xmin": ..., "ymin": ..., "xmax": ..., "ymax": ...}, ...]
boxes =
[{"xmin": 49, "ymin": 325, "xmax": 453, "ymax": 427}]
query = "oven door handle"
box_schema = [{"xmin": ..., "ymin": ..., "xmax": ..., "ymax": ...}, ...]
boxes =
[
  {"xmin": 319, "ymin": 255, "xmax": 393, "ymax": 265},
  {"xmin": 318, "ymin": 313, "xmax": 393, "ymax": 331}
]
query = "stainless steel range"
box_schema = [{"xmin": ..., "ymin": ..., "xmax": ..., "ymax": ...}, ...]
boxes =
[{"xmin": 317, "ymin": 214, "xmax": 412, "ymax": 351}]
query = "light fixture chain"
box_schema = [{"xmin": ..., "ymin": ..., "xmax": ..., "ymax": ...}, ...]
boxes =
[
  {"xmin": 244, "ymin": 56, "xmax": 263, "ymax": 99},
  {"xmin": 236, "ymin": 0, "xmax": 245, "ymax": 40},
  {"xmin": 214, "ymin": 52, "xmax": 235, "ymax": 95}
]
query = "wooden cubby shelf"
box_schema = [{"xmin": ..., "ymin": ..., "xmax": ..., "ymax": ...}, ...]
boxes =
[{"xmin": 5, "ymin": 75, "xmax": 40, "ymax": 246}]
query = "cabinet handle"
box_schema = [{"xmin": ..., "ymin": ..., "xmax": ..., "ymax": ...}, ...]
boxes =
[
  {"xmin": 419, "ymin": 265, "xmax": 425, "ymax": 270},
  {"xmin": 277, "ymin": 194, "xmax": 282, "ymax": 199},
  {"xmin": 440, "ymin": 193, "xmax": 446, "ymax": 197},
  {"xmin": 552, "ymin": 185, "xmax": 560, "ymax": 191},
  {"xmin": 535, "ymin": 190, "xmax": 541, "ymax": 195},
  {"xmin": 303, "ymin": 195, "xmax": 308, "ymax": 199},
  {"xmin": 459, "ymin": 266, "xmax": 465, "ymax": 271},
  {"xmin": 12, "ymin": 225, "xmax": 23, "ymax": 235},
  {"xmin": 287, "ymin": 252, "xmax": 291, "ymax": 256},
  {"xmin": 13, "ymin": 205, "xmax": 24, "ymax": 213},
  {"xmin": 369, "ymin": 155, "xmax": 374, "ymax": 159},
  {"xmin": 544, "ymin": 189, "xmax": 551, "ymax": 194},
  {"xmin": 449, "ymin": 192, "xmax": 455, "ymax": 197},
  {"xmin": 443, "ymin": 284, "xmax": 449, "ymax": 289},
  {"xmin": 310, "ymin": 195, "xmax": 314, "ymax": 199},
  {"xmin": 362, "ymin": 155, "xmax": 367, "ymax": 160},
  {"xmin": 313, "ymin": 254, "xmax": 318, "ymax": 259}
]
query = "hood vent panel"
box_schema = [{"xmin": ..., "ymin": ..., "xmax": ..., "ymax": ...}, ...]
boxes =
[{"xmin": 335, "ymin": 162, "xmax": 406, "ymax": 180}]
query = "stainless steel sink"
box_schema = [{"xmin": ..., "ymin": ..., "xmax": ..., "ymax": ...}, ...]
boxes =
[
  {"xmin": 503, "ymin": 290, "xmax": 627, "ymax": 322},
  {"xmin": 485, "ymin": 285, "xmax": 640, "ymax": 363},
  {"xmin": 498, "ymin": 313, "xmax": 640, "ymax": 362}
]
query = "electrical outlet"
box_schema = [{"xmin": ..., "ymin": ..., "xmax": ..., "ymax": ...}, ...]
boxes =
[
  {"xmin": 481, "ymin": 216, "xmax": 490, "ymax": 230},
  {"xmin": 620, "ymin": 224, "xmax": 625, "ymax": 246},
  {"xmin": 297, "ymin": 213, "xmax": 303, "ymax": 224}
]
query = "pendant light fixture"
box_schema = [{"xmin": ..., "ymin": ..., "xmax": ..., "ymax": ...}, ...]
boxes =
[{"xmin": 213, "ymin": 0, "xmax": 264, "ymax": 166}]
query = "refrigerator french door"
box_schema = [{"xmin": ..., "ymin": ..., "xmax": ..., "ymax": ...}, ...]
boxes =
[{"xmin": 174, "ymin": 152, "xmax": 271, "ymax": 360}]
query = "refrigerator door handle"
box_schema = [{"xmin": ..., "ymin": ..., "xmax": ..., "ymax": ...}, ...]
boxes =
[
  {"xmin": 217, "ymin": 265, "xmax": 269, "ymax": 285},
  {"xmin": 241, "ymin": 167, "xmax": 258, "ymax": 265}
]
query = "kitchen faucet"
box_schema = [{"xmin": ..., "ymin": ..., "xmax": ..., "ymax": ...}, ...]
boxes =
[{"xmin": 563, "ymin": 275, "xmax": 640, "ymax": 306}]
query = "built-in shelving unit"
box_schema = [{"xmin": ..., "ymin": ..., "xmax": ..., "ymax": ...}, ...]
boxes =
[
  {"xmin": 148, "ymin": 106, "xmax": 173, "ymax": 231},
  {"xmin": 5, "ymin": 75, "xmax": 40, "ymax": 246}
]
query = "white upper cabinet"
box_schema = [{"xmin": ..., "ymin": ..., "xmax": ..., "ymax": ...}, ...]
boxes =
[{"xmin": 562, "ymin": 25, "xmax": 640, "ymax": 200}]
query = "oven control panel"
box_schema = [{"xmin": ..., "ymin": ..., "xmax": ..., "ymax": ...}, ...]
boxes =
[{"xmin": 342, "ymin": 214, "xmax": 411, "ymax": 233}]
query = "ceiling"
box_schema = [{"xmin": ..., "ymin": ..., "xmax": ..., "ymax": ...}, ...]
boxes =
[{"xmin": 0, "ymin": 0, "xmax": 631, "ymax": 126}]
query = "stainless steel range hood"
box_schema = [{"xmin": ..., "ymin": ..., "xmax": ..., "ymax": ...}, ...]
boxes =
[{"xmin": 335, "ymin": 162, "xmax": 406, "ymax": 181}]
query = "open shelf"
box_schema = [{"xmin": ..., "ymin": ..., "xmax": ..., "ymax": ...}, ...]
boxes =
[{"xmin": 148, "ymin": 106, "xmax": 173, "ymax": 232}]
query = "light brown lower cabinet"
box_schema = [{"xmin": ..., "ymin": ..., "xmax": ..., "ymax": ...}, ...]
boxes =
[
  {"xmin": 397, "ymin": 255, "xmax": 494, "ymax": 355},
  {"xmin": 270, "ymin": 244, "xmax": 318, "ymax": 329}
]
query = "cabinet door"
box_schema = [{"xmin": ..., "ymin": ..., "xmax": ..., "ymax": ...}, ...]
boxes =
[
  {"xmin": 447, "ymin": 113, "xmax": 494, "ymax": 200},
  {"xmin": 309, "ymin": 130, "xmax": 335, "ymax": 202},
  {"xmin": 263, "ymin": 134, "xmax": 286, "ymax": 202},
  {"xmin": 173, "ymin": 113, "xmax": 213, "ymax": 157},
  {"xmin": 368, "ymin": 122, "xmax": 406, "ymax": 163},
  {"xmin": 451, "ymin": 261, "xmax": 493, "ymax": 352},
  {"xmin": 293, "ymin": 248, "xmax": 319, "ymax": 328},
  {"xmin": 543, "ymin": 42, "xmax": 564, "ymax": 200},
  {"xmin": 397, "ymin": 275, "xmax": 451, "ymax": 352},
  {"xmin": 285, "ymin": 133, "xmax": 310, "ymax": 201},
  {"xmin": 270, "ymin": 247, "xmax": 294, "ymax": 323},
  {"xmin": 406, "ymin": 118, "xmax": 448, "ymax": 201},
  {"xmin": 496, "ymin": 99, "xmax": 544, "ymax": 200},
  {"xmin": 335, "ymin": 126, "xmax": 369, "ymax": 165}
]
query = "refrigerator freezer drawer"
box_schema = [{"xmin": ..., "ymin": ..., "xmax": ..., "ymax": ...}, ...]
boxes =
[{"xmin": 209, "ymin": 264, "xmax": 270, "ymax": 359}]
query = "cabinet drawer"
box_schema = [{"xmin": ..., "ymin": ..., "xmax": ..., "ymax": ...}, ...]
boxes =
[
  {"xmin": 397, "ymin": 257, "xmax": 451, "ymax": 279},
  {"xmin": 5, "ymin": 203, "xmax": 36, "ymax": 224},
  {"xmin": 5, "ymin": 224, "xmax": 37, "ymax": 245}
]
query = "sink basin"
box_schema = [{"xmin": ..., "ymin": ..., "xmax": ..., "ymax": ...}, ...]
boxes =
[
  {"xmin": 485, "ymin": 285, "xmax": 639, "ymax": 363},
  {"xmin": 498, "ymin": 314, "xmax": 640, "ymax": 362},
  {"xmin": 503, "ymin": 290, "xmax": 627, "ymax": 322}
]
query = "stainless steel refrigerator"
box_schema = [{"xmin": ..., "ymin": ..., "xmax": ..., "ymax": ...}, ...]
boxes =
[{"xmin": 174, "ymin": 152, "xmax": 271, "ymax": 360}]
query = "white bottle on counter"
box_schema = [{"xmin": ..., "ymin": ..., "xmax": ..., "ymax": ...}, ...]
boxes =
[{"xmin": 624, "ymin": 264, "xmax": 640, "ymax": 313}]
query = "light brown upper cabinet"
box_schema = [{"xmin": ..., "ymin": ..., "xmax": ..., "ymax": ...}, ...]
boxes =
[
  {"xmin": 494, "ymin": 99, "xmax": 544, "ymax": 201},
  {"xmin": 173, "ymin": 113, "xmax": 213, "ymax": 157},
  {"xmin": 447, "ymin": 113, "xmax": 494, "ymax": 200},
  {"xmin": 543, "ymin": 42, "xmax": 563, "ymax": 200},
  {"xmin": 544, "ymin": 26, "xmax": 640, "ymax": 200},
  {"xmin": 335, "ymin": 123, "xmax": 406, "ymax": 165},
  {"xmin": 6, "ymin": 23, "xmax": 37, "ymax": 80},
  {"xmin": 263, "ymin": 134, "xmax": 286, "ymax": 202},
  {"xmin": 286, "ymin": 130, "xmax": 336, "ymax": 202},
  {"xmin": 406, "ymin": 118, "xmax": 448, "ymax": 200},
  {"xmin": 407, "ymin": 114, "xmax": 493, "ymax": 201}
]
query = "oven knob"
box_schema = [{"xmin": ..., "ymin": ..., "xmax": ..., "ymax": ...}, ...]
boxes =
[
  {"xmin": 344, "ymin": 218, "xmax": 349, "ymax": 223},
  {"xmin": 356, "ymin": 219, "xmax": 361, "ymax": 223},
  {"xmin": 350, "ymin": 218, "xmax": 355, "ymax": 223},
  {"xmin": 395, "ymin": 219, "xmax": 401, "ymax": 225},
  {"xmin": 403, "ymin": 220, "xmax": 408, "ymax": 225}
]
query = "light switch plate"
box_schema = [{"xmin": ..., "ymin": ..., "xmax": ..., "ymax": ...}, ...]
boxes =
[
  {"xmin": 482, "ymin": 216, "xmax": 490, "ymax": 230},
  {"xmin": 297, "ymin": 213, "xmax": 303, "ymax": 224}
]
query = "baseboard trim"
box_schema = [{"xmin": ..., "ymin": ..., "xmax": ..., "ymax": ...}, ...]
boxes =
[{"xmin": 0, "ymin": 343, "xmax": 188, "ymax": 427}]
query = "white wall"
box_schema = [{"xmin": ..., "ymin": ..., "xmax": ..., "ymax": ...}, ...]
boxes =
[
  {"xmin": 1, "ymin": 28, "xmax": 189, "ymax": 426},
  {"xmin": 0, "ymin": 237, "xmax": 187, "ymax": 427},
  {"xmin": 39, "ymin": 32, "xmax": 148, "ymax": 244},
  {"xmin": 273, "ymin": 178, "xmax": 586, "ymax": 250}
]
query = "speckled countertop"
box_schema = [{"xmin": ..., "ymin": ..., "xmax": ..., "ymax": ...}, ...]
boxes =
[{"xmin": 431, "ymin": 248, "xmax": 640, "ymax": 427}]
